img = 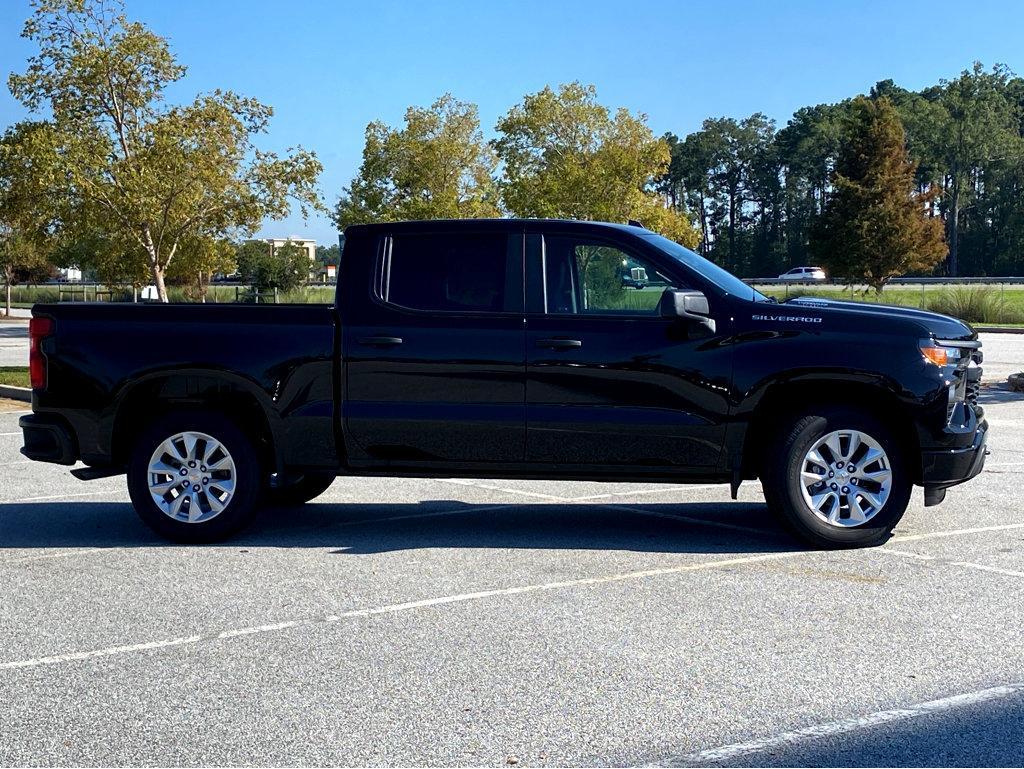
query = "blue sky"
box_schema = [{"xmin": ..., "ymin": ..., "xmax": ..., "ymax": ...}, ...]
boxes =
[{"xmin": 2, "ymin": 0, "xmax": 1023, "ymax": 246}]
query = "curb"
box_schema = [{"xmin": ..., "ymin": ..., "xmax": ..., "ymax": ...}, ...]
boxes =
[
  {"xmin": 976, "ymin": 326, "xmax": 1024, "ymax": 334},
  {"xmin": 0, "ymin": 385, "xmax": 31, "ymax": 402}
]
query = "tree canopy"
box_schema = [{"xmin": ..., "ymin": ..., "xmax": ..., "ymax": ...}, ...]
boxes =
[
  {"xmin": 493, "ymin": 83, "xmax": 699, "ymax": 247},
  {"xmin": 0, "ymin": 121, "xmax": 57, "ymax": 314},
  {"xmin": 236, "ymin": 240, "xmax": 309, "ymax": 294},
  {"xmin": 811, "ymin": 97, "xmax": 947, "ymax": 291},
  {"xmin": 333, "ymin": 94, "xmax": 499, "ymax": 229},
  {"xmin": 8, "ymin": 0, "xmax": 323, "ymax": 301},
  {"xmin": 659, "ymin": 62, "xmax": 1024, "ymax": 278}
]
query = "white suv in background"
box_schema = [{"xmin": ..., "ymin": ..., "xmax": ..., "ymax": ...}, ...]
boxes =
[{"xmin": 778, "ymin": 266, "xmax": 827, "ymax": 281}]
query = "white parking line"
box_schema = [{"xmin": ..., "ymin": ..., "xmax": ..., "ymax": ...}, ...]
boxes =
[
  {"xmin": 0, "ymin": 431, "xmax": 23, "ymax": 436},
  {"xmin": 438, "ymin": 479, "xmax": 722, "ymax": 503},
  {"xmin": 952, "ymin": 561, "xmax": 1024, "ymax": 579},
  {"xmin": 879, "ymin": 546, "xmax": 1024, "ymax": 580},
  {"xmin": 877, "ymin": 547, "xmax": 935, "ymax": 561},
  {"xmin": 652, "ymin": 682, "xmax": 1024, "ymax": 766},
  {"xmin": 3, "ymin": 514, "xmax": 1024, "ymax": 671},
  {"xmin": 0, "ymin": 550, "xmax": 803, "ymax": 671},
  {"xmin": 573, "ymin": 484, "xmax": 720, "ymax": 501},
  {"xmin": 2, "ymin": 548, "xmax": 113, "ymax": 564},
  {"xmin": 892, "ymin": 522, "xmax": 1024, "ymax": 542},
  {"xmin": 608, "ymin": 503, "xmax": 775, "ymax": 537},
  {"xmin": 438, "ymin": 478, "xmax": 565, "ymax": 501},
  {"xmin": 0, "ymin": 488, "xmax": 125, "ymax": 503}
]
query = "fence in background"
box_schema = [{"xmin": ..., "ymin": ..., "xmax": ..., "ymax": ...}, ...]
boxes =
[{"xmin": 2, "ymin": 282, "xmax": 337, "ymax": 306}]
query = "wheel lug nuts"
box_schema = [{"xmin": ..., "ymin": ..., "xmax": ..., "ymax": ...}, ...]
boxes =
[
  {"xmin": 202, "ymin": 477, "xmax": 209, "ymax": 484},
  {"xmin": 830, "ymin": 483, "xmax": 838, "ymax": 490},
  {"xmin": 828, "ymin": 471, "xmax": 834, "ymax": 478},
  {"xmin": 192, "ymin": 484, "xmax": 201, "ymax": 492},
  {"xmin": 836, "ymin": 462, "xmax": 844, "ymax": 468},
  {"xmin": 842, "ymin": 486, "xmax": 850, "ymax": 494},
  {"xmin": 847, "ymin": 464, "xmax": 856, "ymax": 472},
  {"xmin": 188, "ymin": 461, "xmax": 196, "ymax": 468},
  {"xmin": 180, "ymin": 468, "xmax": 188, "ymax": 476},
  {"xmin": 200, "ymin": 466, "xmax": 207, "ymax": 472}
]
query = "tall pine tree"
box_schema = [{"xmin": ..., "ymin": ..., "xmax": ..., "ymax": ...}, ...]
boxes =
[{"xmin": 811, "ymin": 97, "xmax": 946, "ymax": 292}]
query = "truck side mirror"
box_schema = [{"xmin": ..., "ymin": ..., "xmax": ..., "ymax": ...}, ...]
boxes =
[{"xmin": 659, "ymin": 289, "xmax": 716, "ymax": 333}]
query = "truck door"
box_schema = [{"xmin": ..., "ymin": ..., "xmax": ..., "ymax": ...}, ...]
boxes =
[
  {"xmin": 343, "ymin": 228, "xmax": 526, "ymax": 464},
  {"xmin": 524, "ymin": 230, "xmax": 730, "ymax": 469}
]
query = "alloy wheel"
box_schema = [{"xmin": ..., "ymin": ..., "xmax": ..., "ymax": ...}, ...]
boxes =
[
  {"xmin": 147, "ymin": 431, "xmax": 237, "ymax": 523},
  {"xmin": 799, "ymin": 429, "xmax": 892, "ymax": 527}
]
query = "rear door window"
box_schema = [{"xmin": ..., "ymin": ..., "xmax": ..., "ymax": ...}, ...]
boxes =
[{"xmin": 383, "ymin": 232, "xmax": 518, "ymax": 313}]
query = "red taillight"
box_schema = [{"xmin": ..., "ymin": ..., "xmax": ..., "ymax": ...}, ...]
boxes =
[{"xmin": 29, "ymin": 316, "xmax": 54, "ymax": 390}]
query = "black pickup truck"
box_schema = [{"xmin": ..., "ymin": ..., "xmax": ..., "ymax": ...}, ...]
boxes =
[{"xmin": 20, "ymin": 219, "xmax": 988, "ymax": 547}]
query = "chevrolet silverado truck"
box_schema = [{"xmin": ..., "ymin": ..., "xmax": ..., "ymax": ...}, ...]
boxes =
[{"xmin": 20, "ymin": 220, "xmax": 988, "ymax": 547}]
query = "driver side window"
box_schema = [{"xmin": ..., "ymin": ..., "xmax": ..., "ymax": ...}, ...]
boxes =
[{"xmin": 544, "ymin": 236, "xmax": 679, "ymax": 315}]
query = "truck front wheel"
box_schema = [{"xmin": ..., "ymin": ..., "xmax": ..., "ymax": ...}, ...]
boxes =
[
  {"xmin": 127, "ymin": 412, "xmax": 262, "ymax": 543},
  {"xmin": 763, "ymin": 407, "xmax": 912, "ymax": 548}
]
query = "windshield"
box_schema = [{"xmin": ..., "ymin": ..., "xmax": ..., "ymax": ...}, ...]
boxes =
[{"xmin": 636, "ymin": 231, "xmax": 767, "ymax": 302}]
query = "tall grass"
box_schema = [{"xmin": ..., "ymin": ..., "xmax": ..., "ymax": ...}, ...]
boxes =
[{"xmin": 923, "ymin": 286, "xmax": 1024, "ymax": 324}]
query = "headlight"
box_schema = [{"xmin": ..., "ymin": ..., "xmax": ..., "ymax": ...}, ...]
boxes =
[{"xmin": 920, "ymin": 341, "xmax": 963, "ymax": 367}]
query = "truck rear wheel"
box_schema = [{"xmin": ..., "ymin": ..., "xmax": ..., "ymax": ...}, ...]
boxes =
[
  {"xmin": 762, "ymin": 407, "xmax": 912, "ymax": 548},
  {"xmin": 127, "ymin": 411, "xmax": 262, "ymax": 543},
  {"xmin": 266, "ymin": 472, "xmax": 336, "ymax": 507}
]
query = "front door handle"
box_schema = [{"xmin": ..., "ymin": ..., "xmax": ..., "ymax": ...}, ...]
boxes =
[
  {"xmin": 535, "ymin": 338, "xmax": 582, "ymax": 350},
  {"xmin": 357, "ymin": 336, "xmax": 403, "ymax": 347}
]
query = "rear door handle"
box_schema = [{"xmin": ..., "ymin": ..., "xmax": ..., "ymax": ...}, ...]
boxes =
[
  {"xmin": 357, "ymin": 336, "xmax": 403, "ymax": 347},
  {"xmin": 535, "ymin": 338, "xmax": 582, "ymax": 350}
]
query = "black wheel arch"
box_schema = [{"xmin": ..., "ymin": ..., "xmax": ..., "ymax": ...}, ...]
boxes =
[
  {"xmin": 737, "ymin": 377, "xmax": 921, "ymax": 484},
  {"xmin": 109, "ymin": 369, "xmax": 282, "ymax": 474}
]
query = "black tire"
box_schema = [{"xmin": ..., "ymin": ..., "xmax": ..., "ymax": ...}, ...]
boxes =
[
  {"xmin": 762, "ymin": 406, "xmax": 912, "ymax": 549},
  {"xmin": 127, "ymin": 411, "xmax": 263, "ymax": 543},
  {"xmin": 265, "ymin": 472, "xmax": 335, "ymax": 507}
]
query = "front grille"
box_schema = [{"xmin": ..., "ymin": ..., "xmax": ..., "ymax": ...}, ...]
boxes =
[{"xmin": 965, "ymin": 363, "xmax": 982, "ymax": 409}]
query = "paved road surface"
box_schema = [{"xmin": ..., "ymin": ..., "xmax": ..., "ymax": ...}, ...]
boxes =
[{"xmin": 0, "ymin": 323, "xmax": 29, "ymax": 368}]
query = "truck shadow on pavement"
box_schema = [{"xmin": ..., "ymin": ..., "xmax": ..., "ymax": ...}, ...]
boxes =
[
  {"xmin": 979, "ymin": 385, "xmax": 1024, "ymax": 405},
  {"xmin": 0, "ymin": 325, "xmax": 28, "ymax": 339},
  {"xmin": 0, "ymin": 500, "xmax": 800, "ymax": 554}
]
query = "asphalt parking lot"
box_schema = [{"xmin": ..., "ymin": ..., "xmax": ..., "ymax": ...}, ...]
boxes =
[{"xmin": 0, "ymin": 334, "xmax": 1022, "ymax": 766}]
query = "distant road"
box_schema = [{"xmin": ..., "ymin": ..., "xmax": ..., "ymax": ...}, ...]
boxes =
[{"xmin": 0, "ymin": 325, "xmax": 28, "ymax": 368}]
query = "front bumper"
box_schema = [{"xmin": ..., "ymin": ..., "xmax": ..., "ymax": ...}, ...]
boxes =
[
  {"xmin": 20, "ymin": 413, "xmax": 78, "ymax": 465},
  {"xmin": 920, "ymin": 417, "xmax": 988, "ymax": 489}
]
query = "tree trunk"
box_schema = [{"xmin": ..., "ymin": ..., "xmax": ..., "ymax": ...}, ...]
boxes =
[
  {"xmin": 698, "ymin": 196, "xmax": 710, "ymax": 255},
  {"xmin": 141, "ymin": 224, "xmax": 170, "ymax": 303},
  {"xmin": 4, "ymin": 280, "xmax": 10, "ymax": 318},
  {"xmin": 948, "ymin": 178, "xmax": 961, "ymax": 277},
  {"xmin": 728, "ymin": 188, "xmax": 737, "ymax": 271},
  {"xmin": 153, "ymin": 267, "xmax": 168, "ymax": 303}
]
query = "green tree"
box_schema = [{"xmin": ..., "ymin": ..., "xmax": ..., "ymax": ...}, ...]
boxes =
[
  {"xmin": 811, "ymin": 97, "xmax": 947, "ymax": 292},
  {"xmin": 334, "ymin": 94, "xmax": 498, "ymax": 228},
  {"xmin": 775, "ymin": 102, "xmax": 847, "ymax": 271},
  {"xmin": 9, "ymin": 0, "xmax": 323, "ymax": 302},
  {"xmin": 167, "ymin": 237, "xmax": 235, "ymax": 301},
  {"xmin": 494, "ymin": 82, "xmax": 699, "ymax": 247},
  {"xmin": 936, "ymin": 63, "xmax": 1020, "ymax": 275},
  {"xmin": 0, "ymin": 230, "xmax": 50, "ymax": 316},
  {"xmin": 236, "ymin": 240, "xmax": 309, "ymax": 294},
  {"xmin": 0, "ymin": 122, "xmax": 56, "ymax": 316},
  {"xmin": 314, "ymin": 243, "xmax": 340, "ymax": 270}
]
